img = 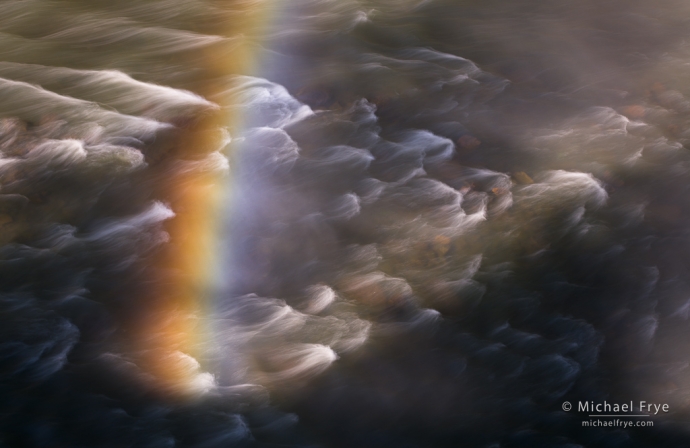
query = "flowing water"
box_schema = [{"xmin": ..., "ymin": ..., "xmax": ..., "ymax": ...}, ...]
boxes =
[{"xmin": 3, "ymin": 0, "xmax": 690, "ymax": 446}]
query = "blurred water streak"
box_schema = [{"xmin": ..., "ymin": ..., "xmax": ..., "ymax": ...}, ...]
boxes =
[{"xmin": 2, "ymin": 0, "xmax": 690, "ymax": 447}]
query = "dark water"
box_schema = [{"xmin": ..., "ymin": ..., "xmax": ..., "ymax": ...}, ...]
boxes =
[{"xmin": 3, "ymin": 0, "xmax": 690, "ymax": 447}]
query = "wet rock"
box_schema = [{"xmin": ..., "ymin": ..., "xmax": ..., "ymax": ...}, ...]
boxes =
[
  {"xmin": 513, "ymin": 171, "xmax": 534, "ymax": 185},
  {"xmin": 432, "ymin": 235, "xmax": 451, "ymax": 258},
  {"xmin": 621, "ymin": 104, "xmax": 645, "ymax": 119},
  {"xmin": 337, "ymin": 273, "xmax": 410, "ymax": 309},
  {"xmin": 650, "ymin": 81, "xmax": 666, "ymax": 95},
  {"xmin": 457, "ymin": 134, "xmax": 481, "ymax": 150}
]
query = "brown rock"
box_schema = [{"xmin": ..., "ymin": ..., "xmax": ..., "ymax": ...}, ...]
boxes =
[
  {"xmin": 650, "ymin": 81, "xmax": 666, "ymax": 95},
  {"xmin": 457, "ymin": 134, "xmax": 481, "ymax": 150},
  {"xmin": 621, "ymin": 105, "xmax": 645, "ymax": 119},
  {"xmin": 432, "ymin": 235, "xmax": 451, "ymax": 258},
  {"xmin": 513, "ymin": 171, "xmax": 534, "ymax": 185}
]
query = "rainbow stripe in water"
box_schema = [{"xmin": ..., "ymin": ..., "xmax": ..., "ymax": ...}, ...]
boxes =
[{"xmin": 131, "ymin": 1, "xmax": 279, "ymax": 398}]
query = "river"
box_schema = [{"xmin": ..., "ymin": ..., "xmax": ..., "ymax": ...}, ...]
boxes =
[{"xmin": 1, "ymin": 0, "xmax": 690, "ymax": 447}]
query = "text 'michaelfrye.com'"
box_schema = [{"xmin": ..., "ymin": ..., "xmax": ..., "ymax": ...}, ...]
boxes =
[{"xmin": 562, "ymin": 401, "xmax": 669, "ymax": 428}]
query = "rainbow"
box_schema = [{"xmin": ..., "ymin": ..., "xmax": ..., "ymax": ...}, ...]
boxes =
[{"xmin": 130, "ymin": 1, "xmax": 281, "ymax": 398}]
